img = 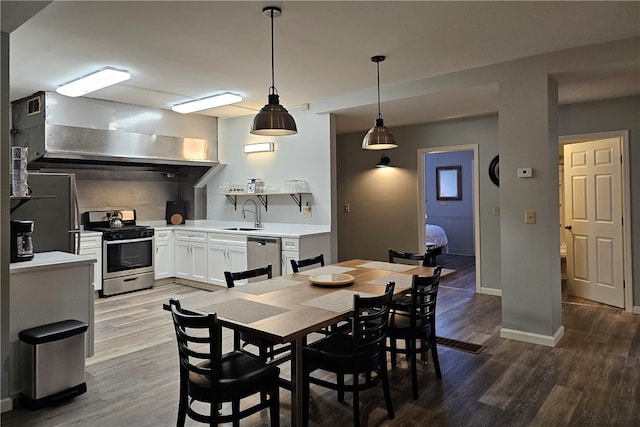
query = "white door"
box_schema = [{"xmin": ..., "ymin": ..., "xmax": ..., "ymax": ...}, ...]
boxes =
[{"xmin": 564, "ymin": 138, "xmax": 624, "ymax": 308}]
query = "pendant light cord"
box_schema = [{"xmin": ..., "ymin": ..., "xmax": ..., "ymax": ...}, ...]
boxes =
[
  {"xmin": 269, "ymin": 9, "xmax": 277, "ymax": 96},
  {"xmin": 376, "ymin": 60, "xmax": 381, "ymax": 120}
]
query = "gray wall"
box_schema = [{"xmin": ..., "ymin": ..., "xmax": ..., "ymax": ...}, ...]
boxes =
[
  {"xmin": 337, "ymin": 113, "xmax": 500, "ymax": 287},
  {"xmin": 336, "ymin": 95, "xmax": 639, "ymax": 305}
]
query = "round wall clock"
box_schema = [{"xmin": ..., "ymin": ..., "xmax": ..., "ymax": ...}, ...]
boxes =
[{"xmin": 489, "ymin": 155, "xmax": 500, "ymax": 186}]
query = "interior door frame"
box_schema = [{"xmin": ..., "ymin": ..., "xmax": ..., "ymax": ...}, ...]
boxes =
[
  {"xmin": 560, "ymin": 130, "xmax": 633, "ymax": 312},
  {"xmin": 417, "ymin": 144, "xmax": 483, "ymax": 294}
]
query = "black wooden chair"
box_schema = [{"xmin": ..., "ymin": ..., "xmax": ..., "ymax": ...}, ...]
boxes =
[
  {"xmin": 168, "ymin": 299, "xmax": 280, "ymax": 427},
  {"xmin": 303, "ymin": 282, "xmax": 396, "ymax": 427},
  {"xmin": 388, "ymin": 248, "xmax": 431, "ymax": 311},
  {"xmin": 388, "ymin": 248, "xmax": 429, "ymax": 266},
  {"xmin": 290, "ymin": 254, "xmax": 325, "ymax": 273},
  {"xmin": 224, "ymin": 265, "xmax": 291, "ymax": 365},
  {"xmin": 386, "ymin": 267, "xmax": 442, "ymax": 399}
]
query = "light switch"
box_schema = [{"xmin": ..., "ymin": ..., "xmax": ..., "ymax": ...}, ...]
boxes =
[
  {"xmin": 492, "ymin": 207, "xmax": 500, "ymax": 216},
  {"xmin": 344, "ymin": 204, "xmax": 351, "ymax": 213},
  {"xmin": 525, "ymin": 210, "xmax": 536, "ymax": 224}
]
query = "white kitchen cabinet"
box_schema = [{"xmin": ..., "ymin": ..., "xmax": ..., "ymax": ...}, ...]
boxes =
[
  {"xmin": 79, "ymin": 232, "xmax": 102, "ymax": 291},
  {"xmin": 175, "ymin": 231, "xmax": 207, "ymax": 283},
  {"xmin": 281, "ymin": 250, "xmax": 298, "ymax": 275},
  {"xmin": 154, "ymin": 229, "xmax": 174, "ymax": 280},
  {"xmin": 207, "ymin": 233, "xmax": 247, "ymax": 286},
  {"xmin": 280, "ymin": 235, "xmax": 331, "ymax": 275}
]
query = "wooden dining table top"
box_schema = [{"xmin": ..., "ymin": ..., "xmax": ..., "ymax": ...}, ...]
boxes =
[{"xmin": 170, "ymin": 259, "xmax": 455, "ymax": 345}]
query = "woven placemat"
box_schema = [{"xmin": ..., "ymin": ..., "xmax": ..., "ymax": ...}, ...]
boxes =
[{"xmin": 200, "ymin": 299, "xmax": 289, "ymax": 324}]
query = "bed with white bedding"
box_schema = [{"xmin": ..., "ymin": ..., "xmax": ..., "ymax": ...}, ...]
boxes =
[{"xmin": 425, "ymin": 224, "xmax": 448, "ymax": 265}]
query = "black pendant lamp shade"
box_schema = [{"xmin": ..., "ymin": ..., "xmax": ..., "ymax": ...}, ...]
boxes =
[
  {"xmin": 362, "ymin": 55, "xmax": 397, "ymax": 150},
  {"xmin": 251, "ymin": 6, "xmax": 297, "ymax": 136}
]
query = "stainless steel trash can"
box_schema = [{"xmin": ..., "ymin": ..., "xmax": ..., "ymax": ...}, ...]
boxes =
[{"xmin": 19, "ymin": 319, "xmax": 88, "ymax": 410}]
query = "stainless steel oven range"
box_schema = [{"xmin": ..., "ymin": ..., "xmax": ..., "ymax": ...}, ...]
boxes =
[{"xmin": 83, "ymin": 210, "xmax": 154, "ymax": 297}]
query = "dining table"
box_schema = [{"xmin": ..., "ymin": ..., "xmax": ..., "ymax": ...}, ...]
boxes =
[{"xmin": 165, "ymin": 259, "xmax": 455, "ymax": 426}]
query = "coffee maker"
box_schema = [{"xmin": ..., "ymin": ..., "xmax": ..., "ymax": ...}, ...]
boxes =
[{"xmin": 11, "ymin": 220, "xmax": 34, "ymax": 263}]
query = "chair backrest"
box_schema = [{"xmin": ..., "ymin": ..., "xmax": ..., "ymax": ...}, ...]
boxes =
[
  {"xmin": 224, "ymin": 264, "xmax": 272, "ymax": 288},
  {"xmin": 409, "ymin": 266, "xmax": 442, "ymax": 329},
  {"xmin": 169, "ymin": 299, "xmax": 220, "ymax": 381},
  {"xmin": 351, "ymin": 282, "xmax": 396, "ymax": 357},
  {"xmin": 290, "ymin": 254, "xmax": 325, "ymax": 273},
  {"xmin": 388, "ymin": 249, "xmax": 428, "ymax": 267}
]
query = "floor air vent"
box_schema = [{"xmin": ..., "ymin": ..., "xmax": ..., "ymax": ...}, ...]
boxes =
[{"xmin": 436, "ymin": 336, "xmax": 484, "ymax": 354}]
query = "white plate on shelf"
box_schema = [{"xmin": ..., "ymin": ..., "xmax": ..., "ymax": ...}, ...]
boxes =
[{"xmin": 309, "ymin": 273, "xmax": 355, "ymax": 287}]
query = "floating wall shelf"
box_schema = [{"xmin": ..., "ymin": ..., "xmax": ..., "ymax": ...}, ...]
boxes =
[{"xmin": 221, "ymin": 192, "xmax": 310, "ymax": 212}]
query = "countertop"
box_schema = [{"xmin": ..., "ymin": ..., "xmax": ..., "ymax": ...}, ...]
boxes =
[
  {"xmin": 9, "ymin": 251, "xmax": 96, "ymax": 274},
  {"xmin": 139, "ymin": 220, "xmax": 331, "ymax": 238}
]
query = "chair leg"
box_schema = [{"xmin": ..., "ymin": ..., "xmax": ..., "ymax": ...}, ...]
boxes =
[
  {"xmin": 431, "ymin": 337, "xmax": 442, "ymax": 379},
  {"xmin": 389, "ymin": 337, "xmax": 398, "ymax": 367},
  {"xmin": 270, "ymin": 382, "xmax": 280, "ymax": 427},
  {"xmin": 233, "ymin": 331, "xmax": 241, "ymax": 351},
  {"xmin": 409, "ymin": 338, "xmax": 419, "ymax": 400},
  {"xmin": 380, "ymin": 359, "xmax": 395, "ymax": 420},
  {"xmin": 303, "ymin": 366, "xmax": 310, "ymax": 426},
  {"xmin": 177, "ymin": 374, "xmax": 187, "ymax": 427},
  {"xmin": 232, "ymin": 400, "xmax": 240, "ymax": 427},
  {"xmin": 352, "ymin": 373, "xmax": 360, "ymax": 427}
]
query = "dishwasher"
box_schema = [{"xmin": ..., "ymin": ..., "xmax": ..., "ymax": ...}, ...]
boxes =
[{"xmin": 246, "ymin": 236, "xmax": 282, "ymax": 279}]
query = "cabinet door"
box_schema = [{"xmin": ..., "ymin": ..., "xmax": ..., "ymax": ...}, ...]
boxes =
[
  {"xmin": 155, "ymin": 240, "xmax": 174, "ymax": 280},
  {"xmin": 191, "ymin": 242, "xmax": 208, "ymax": 282},
  {"xmin": 207, "ymin": 243, "xmax": 228, "ymax": 286},
  {"xmin": 79, "ymin": 235, "xmax": 103, "ymax": 291},
  {"xmin": 175, "ymin": 241, "xmax": 192, "ymax": 279},
  {"xmin": 281, "ymin": 250, "xmax": 299, "ymax": 276},
  {"xmin": 228, "ymin": 245, "xmax": 247, "ymax": 275}
]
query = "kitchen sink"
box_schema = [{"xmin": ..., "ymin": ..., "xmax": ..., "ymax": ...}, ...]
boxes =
[{"xmin": 222, "ymin": 227, "xmax": 259, "ymax": 231}]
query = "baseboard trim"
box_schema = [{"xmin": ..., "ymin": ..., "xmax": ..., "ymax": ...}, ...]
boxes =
[
  {"xmin": 500, "ymin": 325, "xmax": 565, "ymax": 347},
  {"xmin": 478, "ymin": 286, "xmax": 502, "ymax": 297},
  {"xmin": 633, "ymin": 306, "xmax": 640, "ymax": 315},
  {"xmin": 1, "ymin": 396, "xmax": 14, "ymax": 413}
]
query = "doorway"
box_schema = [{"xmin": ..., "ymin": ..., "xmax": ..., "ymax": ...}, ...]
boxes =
[
  {"xmin": 559, "ymin": 131, "xmax": 633, "ymax": 311},
  {"xmin": 418, "ymin": 145, "xmax": 482, "ymax": 293}
]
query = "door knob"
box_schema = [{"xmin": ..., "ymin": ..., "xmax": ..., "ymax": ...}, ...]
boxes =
[{"xmin": 564, "ymin": 225, "xmax": 572, "ymax": 230}]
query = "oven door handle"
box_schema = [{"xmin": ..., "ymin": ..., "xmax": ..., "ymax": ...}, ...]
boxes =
[{"xmin": 104, "ymin": 237, "xmax": 154, "ymax": 245}]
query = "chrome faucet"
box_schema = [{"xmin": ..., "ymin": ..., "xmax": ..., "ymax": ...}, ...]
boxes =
[{"xmin": 241, "ymin": 199, "xmax": 262, "ymax": 228}]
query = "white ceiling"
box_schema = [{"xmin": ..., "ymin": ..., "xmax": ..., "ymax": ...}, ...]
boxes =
[{"xmin": 5, "ymin": 1, "xmax": 640, "ymax": 134}]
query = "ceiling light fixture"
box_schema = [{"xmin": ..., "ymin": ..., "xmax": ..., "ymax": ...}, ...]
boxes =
[
  {"xmin": 362, "ymin": 56, "xmax": 398, "ymax": 150},
  {"xmin": 376, "ymin": 154, "xmax": 391, "ymax": 168},
  {"xmin": 172, "ymin": 93, "xmax": 243, "ymax": 114},
  {"xmin": 243, "ymin": 142, "xmax": 274, "ymax": 154},
  {"xmin": 250, "ymin": 6, "xmax": 297, "ymax": 136},
  {"xmin": 56, "ymin": 67, "xmax": 131, "ymax": 97}
]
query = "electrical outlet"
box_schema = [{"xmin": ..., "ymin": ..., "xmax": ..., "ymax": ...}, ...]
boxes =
[
  {"xmin": 344, "ymin": 204, "xmax": 351, "ymax": 213},
  {"xmin": 525, "ymin": 210, "xmax": 536, "ymax": 224}
]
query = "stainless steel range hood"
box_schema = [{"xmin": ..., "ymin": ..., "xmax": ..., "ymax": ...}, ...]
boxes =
[{"xmin": 11, "ymin": 91, "xmax": 219, "ymax": 168}]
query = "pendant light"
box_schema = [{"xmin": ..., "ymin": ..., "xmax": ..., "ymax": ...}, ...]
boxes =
[
  {"xmin": 362, "ymin": 55, "xmax": 397, "ymax": 150},
  {"xmin": 250, "ymin": 6, "xmax": 297, "ymax": 136},
  {"xmin": 376, "ymin": 154, "xmax": 391, "ymax": 168}
]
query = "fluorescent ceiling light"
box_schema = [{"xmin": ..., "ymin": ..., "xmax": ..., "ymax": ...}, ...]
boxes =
[
  {"xmin": 56, "ymin": 68, "xmax": 131, "ymax": 97},
  {"xmin": 243, "ymin": 142, "xmax": 274, "ymax": 154},
  {"xmin": 172, "ymin": 93, "xmax": 243, "ymax": 114}
]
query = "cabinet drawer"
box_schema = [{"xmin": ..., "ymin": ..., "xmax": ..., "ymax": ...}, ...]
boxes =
[
  {"xmin": 80, "ymin": 236, "xmax": 101, "ymax": 249},
  {"xmin": 281, "ymin": 238, "xmax": 299, "ymax": 251},
  {"xmin": 175, "ymin": 230, "xmax": 207, "ymax": 242},
  {"xmin": 208, "ymin": 233, "xmax": 247, "ymax": 246},
  {"xmin": 155, "ymin": 230, "xmax": 173, "ymax": 241}
]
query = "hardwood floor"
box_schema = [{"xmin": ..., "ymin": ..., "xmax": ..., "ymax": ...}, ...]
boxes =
[{"xmin": 3, "ymin": 256, "xmax": 640, "ymax": 426}]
